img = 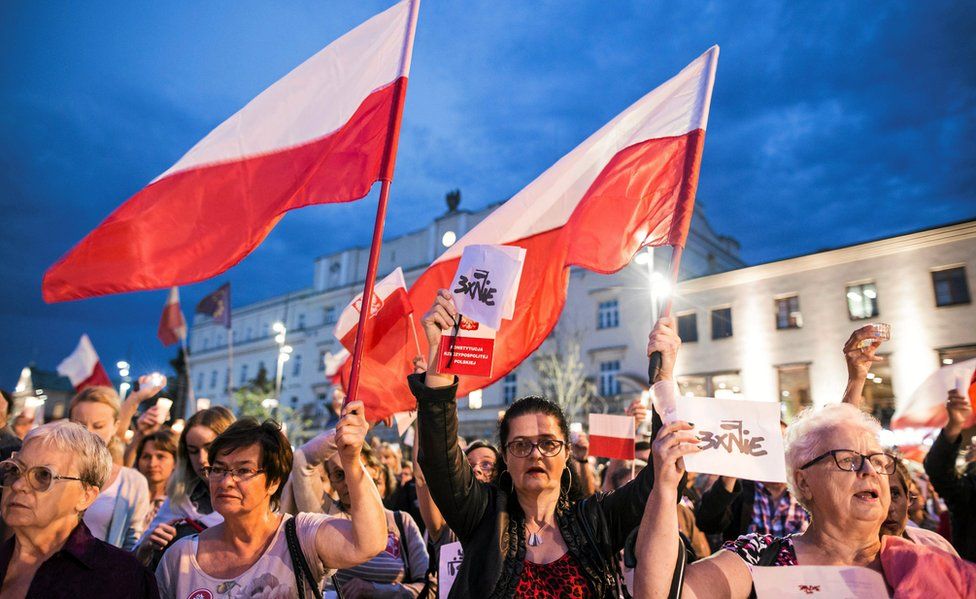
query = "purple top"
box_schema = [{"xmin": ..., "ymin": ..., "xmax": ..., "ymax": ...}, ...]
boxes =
[{"xmin": 0, "ymin": 521, "xmax": 159, "ymax": 598}]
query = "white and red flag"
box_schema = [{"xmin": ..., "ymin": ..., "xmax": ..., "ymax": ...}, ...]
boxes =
[
  {"xmin": 335, "ymin": 267, "xmax": 414, "ymax": 355},
  {"xmin": 588, "ymin": 413, "xmax": 636, "ymax": 460},
  {"xmin": 43, "ymin": 0, "xmax": 421, "ymax": 303},
  {"xmin": 158, "ymin": 287, "xmax": 188, "ymax": 347},
  {"xmin": 57, "ymin": 334, "xmax": 113, "ymax": 391},
  {"xmin": 892, "ymin": 358, "xmax": 976, "ymax": 429},
  {"xmin": 351, "ymin": 47, "xmax": 719, "ymax": 416}
]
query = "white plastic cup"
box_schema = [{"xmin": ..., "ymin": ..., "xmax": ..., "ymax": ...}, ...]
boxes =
[
  {"xmin": 858, "ymin": 323, "xmax": 891, "ymax": 349},
  {"xmin": 651, "ymin": 384, "xmax": 678, "ymax": 425},
  {"xmin": 569, "ymin": 422, "xmax": 583, "ymax": 444},
  {"xmin": 149, "ymin": 372, "xmax": 165, "ymax": 388},
  {"xmin": 156, "ymin": 397, "xmax": 173, "ymax": 420},
  {"xmin": 955, "ymin": 371, "xmax": 969, "ymax": 396}
]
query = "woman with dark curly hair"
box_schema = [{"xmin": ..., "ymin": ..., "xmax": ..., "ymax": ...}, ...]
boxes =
[{"xmin": 412, "ymin": 290, "xmax": 680, "ymax": 598}]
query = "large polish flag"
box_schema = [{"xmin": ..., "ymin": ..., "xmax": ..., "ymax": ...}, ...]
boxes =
[
  {"xmin": 43, "ymin": 0, "xmax": 421, "ymax": 303},
  {"xmin": 353, "ymin": 47, "xmax": 719, "ymax": 418},
  {"xmin": 892, "ymin": 358, "xmax": 976, "ymax": 429},
  {"xmin": 158, "ymin": 287, "xmax": 188, "ymax": 346},
  {"xmin": 57, "ymin": 334, "xmax": 113, "ymax": 391}
]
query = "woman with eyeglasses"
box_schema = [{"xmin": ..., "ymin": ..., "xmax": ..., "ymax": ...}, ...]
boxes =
[
  {"xmin": 411, "ymin": 290, "xmax": 679, "ymax": 598},
  {"xmin": 881, "ymin": 459, "xmax": 958, "ymax": 556},
  {"xmin": 0, "ymin": 421, "xmax": 158, "ymax": 597},
  {"xmin": 155, "ymin": 402, "xmax": 387, "ymax": 598},
  {"xmin": 634, "ymin": 402, "xmax": 931, "ymax": 599},
  {"xmin": 135, "ymin": 406, "xmax": 234, "ymax": 568}
]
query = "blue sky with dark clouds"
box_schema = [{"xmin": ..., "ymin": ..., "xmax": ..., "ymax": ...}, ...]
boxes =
[{"xmin": 1, "ymin": 1, "xmax": 974, "ymax": 389}]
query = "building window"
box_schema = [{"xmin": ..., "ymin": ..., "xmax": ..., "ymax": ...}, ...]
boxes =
[
  {"xmin": 262, "ymin": 323, "xmax": 270, "ymax": 338},
  {"xmin": 503, "ymin": 373, "xmax": 518, "ymax": 404},
  {"xmin": 209, "ymin": 370, "xmax": 217, "ymax": 389},
  {"xmin": 324, "ymin": 306, "xmax": 337, "ymax": 325},
  {"xmin": 677, "ymin": 312, "xmax": 698, "ymax": 342},
  {"xmin": 711, "ymin": 307, "xmax": 733, "ymax": 339},
  {"xmin": 240, "ymin": 364, "xmax": 249, "ymax": 385},
  {"xmin": 291, "ymin": 396, "xmax": 299, "ymax": 408},
  {"xmin": 677, "ymin": 371, "xmax": 742, "ymax": 399},
  {"xmin": 846, "ymin": 283, "xmax": 879, "ymax": 320},
  {"xmin": 196, "ymin": 373, "xmax": 204, "ymax": 391},
  {"xmin": 598, "ymin": 361, "xmax": 621, "ymax": 397},
  {"xmin": 862, "ymin": 356, "xmax": 895, "ymax": 426},
  {"xmin": 775, "ymin": 295, "xmax": 802, "ymax": 329},
  {"xmin": 318, "ymin": 350, "xmax": 327, "ymax": 371},
  {"xmin": 932, "ymin": 267, "xmax": 971, "ymax": 307},
  {"xmin": 297, "ymin": 313, "xmax": 306, "ymax": 330},
  {"xmin": 257, "ymin": 361, "xmax": 266, "ymax": 377},
  {"xmin": 203, "ymin": 337, "xmax": 210, "ymax": 350},
  {"xmin": 777, "ymin": 364, "xmax": 812, "ymax": 421},
  {"xmin": 292, "ymin": 354, "xmax": 303, "ymax": 377},
  {"xmin": 597, "ymin": 300, "xmax": 619, "ymax": 330}
]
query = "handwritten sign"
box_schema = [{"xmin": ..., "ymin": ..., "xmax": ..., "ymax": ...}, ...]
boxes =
[
  {"xmin": 677, "ymin": 396, "xmax": 787, "ymax": 483},
  {"xmin": 751, "ymin": 566, "xmax": 889, "ymax": 599},
  {"xmin": 436, "ymin": 318, "xmax": 497, "ymax": 378},
  {"xmin": 438, "ymin": 541, "xmax": 464, "ymax": 599},
  {"xmin": 450, "ymin": 245, "xmax": 525, "ymax": 329}
]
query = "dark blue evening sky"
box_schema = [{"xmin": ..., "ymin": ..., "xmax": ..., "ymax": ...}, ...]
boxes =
[{"xmin": 1, "ymin": 1, "xmax": 974, "ymax": 388}]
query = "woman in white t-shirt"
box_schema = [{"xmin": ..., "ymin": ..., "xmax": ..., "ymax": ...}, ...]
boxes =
[{"xmin": 156, "ymin": 400, "xmax": 388, "ymax": 599}]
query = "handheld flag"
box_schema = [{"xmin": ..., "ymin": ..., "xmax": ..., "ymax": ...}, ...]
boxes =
[
  {"xmin": 158, "ymin": 287, "xmax": 188, "ymax": 346},
  {"xmin": 195, "ymin": 283, "xmax": 232, "ymax": 328},
  {"xmin": 351, "ymin": 47, "xmax": 719, "ymax": 412},
  {"xmin": 57, "ymin": 334, "xmax": 113, "ymax": 391},
  {"xmin": 588, "ymin": 414, "xmax": 636, "ymax": 460},
  {"xmin": 43, "ymin": 0, "xmax": 421, "ymax": 303}
]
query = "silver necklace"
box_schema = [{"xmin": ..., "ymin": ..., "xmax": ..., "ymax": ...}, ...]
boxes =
[{"xmin": 526, "ymin": 520, "xmax": 551, "ymax": 547}]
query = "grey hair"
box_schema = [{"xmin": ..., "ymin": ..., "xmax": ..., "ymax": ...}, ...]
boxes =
[
  {"xmin": 23, "ymin": 420, "xmax": 113, "ymax": 489},
  {"xmin": 784, "ymin": 403, "xmax": 882, "ymax": 507}
]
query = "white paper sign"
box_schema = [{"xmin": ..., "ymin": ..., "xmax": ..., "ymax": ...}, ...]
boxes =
[
  {"xmin": 438, "ymin": 541, "xmax": 464, "ymax": 599},
  {"xmin": 450, "ymin": 244, "xmax": 526, "ymax": 329},
  {"xmin": 752, "ymin": 565, "xmax": 889, "ymax": 599},
  {"xmin": 677, "ymin": 396, "xmax": 787, "ymax": 483}
]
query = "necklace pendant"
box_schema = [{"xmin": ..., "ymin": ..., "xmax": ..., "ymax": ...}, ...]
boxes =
[{"xmin": 527, "ymin": 532, "xmax": 542, "ymax": 547}]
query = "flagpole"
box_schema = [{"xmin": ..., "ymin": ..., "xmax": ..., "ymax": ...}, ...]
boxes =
[
  {"xmin": 227, "ymin": 323, "xmax": 235, "ymax": 412},
  {"xmin": 647, "ymin": 245, "xmax": 683, "ymax": 384},
  {"xmin": 346, "ymin": 0, "xmax": 419, "ymax": 409},
  {"xmin": 408, "ymin": 313, "xmax": 423, "ymax": 360}
]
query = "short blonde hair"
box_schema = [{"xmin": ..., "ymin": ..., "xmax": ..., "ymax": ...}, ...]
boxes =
[
  {"xmin": 785, "ymin": 403, "xmax": 882, "ymax": 506},
  {"xmin": 24, "ymin": 420, "xmax": 113, "ymax": 489},
  {"xmin": 69, "ymin": 386, "xmax": 121, "ymax": 421}
]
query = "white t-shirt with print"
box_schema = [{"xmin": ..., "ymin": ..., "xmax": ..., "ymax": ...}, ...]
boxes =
[{"xmin": 155, "ymin": 512, "xmax": 336, "ymax": 599}]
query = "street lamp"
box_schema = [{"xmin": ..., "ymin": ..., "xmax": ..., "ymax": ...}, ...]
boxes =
[
  {"xmin": 116, "ymin": 360, "xmax": 131, "ymax": 400},
  {"xmin": 273, "ymin": 320, "xmax": 291, "ymax": 403}
]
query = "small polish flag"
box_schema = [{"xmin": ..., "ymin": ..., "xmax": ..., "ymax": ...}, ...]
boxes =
[
  {"xmin": 335, "ymin": 267, "xmax": 413, "ymax": 355},
  {"xmin": 57, "ymin": 334, "xmax": 113, "ymax": 391},
  {"xmin": 588, "ymin": 413, "xmax": 636, "ymax": 460},
  {"xmin": 324, "ymin": 348, "xmax": 350, "ymax": 384},
  {"xmin": 158, "ymin": 287, "xmax": 187, "ymax": 346}
]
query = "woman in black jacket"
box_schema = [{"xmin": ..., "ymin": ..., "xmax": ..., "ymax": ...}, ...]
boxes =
[{"xmin": 413, "ymin": 289, "xmax": 681, "ymax": 598}]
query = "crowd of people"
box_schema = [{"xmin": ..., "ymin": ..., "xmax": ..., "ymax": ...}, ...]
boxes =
[{"xmin": 0, "ymin": 290, "xmax": 973, "ymax": 598}]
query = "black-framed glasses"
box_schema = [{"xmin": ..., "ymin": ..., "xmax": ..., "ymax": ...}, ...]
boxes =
[
  {"xmin": 0, "ymin": 460, "xmax": 86, "ymax": 492},
  {"xmin": 202, "ymin": 466, "xmax": 265, "ymax": 482},
  {"xmin": 505, "ymin": 439, "xmax": 566, "ymax": 458},
  {"xmin": 799, "ymin": 449, "xmax": 897, "ymax": 475}
]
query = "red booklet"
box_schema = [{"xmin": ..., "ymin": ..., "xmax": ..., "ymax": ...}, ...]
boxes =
[{"xmin": 436, "ymin": 317, "xmax": 496, "ymax": 377}]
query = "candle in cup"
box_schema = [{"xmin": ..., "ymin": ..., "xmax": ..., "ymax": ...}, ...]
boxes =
[
  {"xmin": 156, "ymin": 397, "xmax": 173, "ymax": 420},
  {"xmin": 857, "ymin": 322, "xmax": 891, "ymax": 349}
]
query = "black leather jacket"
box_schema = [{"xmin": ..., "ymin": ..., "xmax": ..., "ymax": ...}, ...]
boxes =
[{"xmin": 411, "ymin": 374, "xmax": 655, "ymax": 598}]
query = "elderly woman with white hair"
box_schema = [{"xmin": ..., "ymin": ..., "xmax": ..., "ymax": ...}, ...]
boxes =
[
  {"xmin": 0, "ymin": 420, "xmax": 158, "ymax": 597},
  {"xmin": 633, "ymin": 402, "xmax": 902, "ymax": 598}
]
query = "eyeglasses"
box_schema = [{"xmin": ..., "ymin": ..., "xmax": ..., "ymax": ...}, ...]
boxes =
[
  {"xmin": 799, "ymin": 449, "xmax": 898, "ymax": 475},
  {"xmin": 0, "ymin": 460, "xmax": 86, "ymax": 492},
  {"xmin": 202, "ymin": 466, "xmax": 265, "ymax": 482},
  {"xmin": 471, "ymin": 460, "xmax": 496, "ymax": 472},
  {"xmin": 505, "ymin": 439, "xmax": 566, "ymax": 458}
]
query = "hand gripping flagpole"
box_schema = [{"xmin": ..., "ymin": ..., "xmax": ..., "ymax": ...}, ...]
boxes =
[
  {"xmin": 346, "ymin": 0, "xmax": 420, "ymax": 410},
  {"xmin": 647, "ymin": 245, "xmax": 684, "ymax": 385}
]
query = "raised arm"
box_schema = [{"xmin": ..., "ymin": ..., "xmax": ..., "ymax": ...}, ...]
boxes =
[
  {"xmin": 414, "ymin": 289, "xmax": 491, "ymax": 542},
  {"xmin": 923, "ymin": 390, "xmax": 974, "ymax": 509},
  {"xmin": 841, "ymin": 326, "xmax": 884, "ymax": 407},
  {"xmin": 598, "ymin": 318, "xmax": 679, "ymax": 546},
  {"xmin": 694, "ymin": 476, "xmax": 740, "ymax": 535},
  {"xmin": 316, "ymin": 401, "xmax": 387, "ymax": 568},
  {"xmin": 283, "ymin": 428, "xmax": 337, "ymax": 514},
  {"xmin": 116, "ymin": 374, "xmax": 167, "ymax": 440}
]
